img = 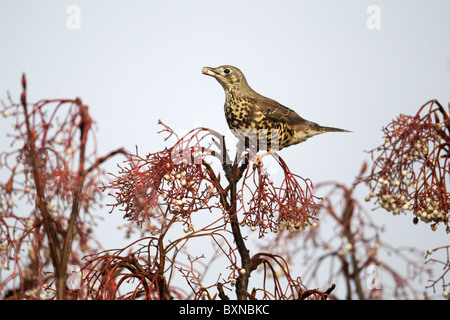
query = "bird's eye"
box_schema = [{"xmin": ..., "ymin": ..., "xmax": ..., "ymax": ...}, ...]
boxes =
[{"xmin": 224, "ymin": 68, "xmax": 231, "ymax": 74}]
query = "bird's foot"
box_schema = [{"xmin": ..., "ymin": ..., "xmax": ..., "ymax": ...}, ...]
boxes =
[{"xmin": 252, "ymin": 151, "xmax": 270, "ymax": 168}]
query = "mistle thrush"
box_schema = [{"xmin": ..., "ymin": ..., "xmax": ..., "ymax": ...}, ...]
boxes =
[{"xmin": 202, "ymin": 65, "xmax": 349, "ymax": 158}]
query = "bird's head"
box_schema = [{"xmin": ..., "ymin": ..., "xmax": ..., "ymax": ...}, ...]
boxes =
[{"xmin": 202, "ymin": 65, "xmax": 249, "ymax": 94}]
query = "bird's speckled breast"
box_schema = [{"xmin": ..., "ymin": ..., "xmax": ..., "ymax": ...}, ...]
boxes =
[{"xmin": 224, "ymin": 95, "xmax": 296, "ymax": 151}]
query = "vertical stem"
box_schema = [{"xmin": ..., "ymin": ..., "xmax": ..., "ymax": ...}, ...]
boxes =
[
  {"xmin": 223, "ymin": 156, "xmax": 252, "ymax": 300},
  {"xmin": 342, "ymin": 191, "xmax": 365, "ymax": 300},
  {"xmin": 20, "ymin": 76, "xmax": 63, "ymax": 291},
  {"xmin": 57, "ymin": 176, "xmax": 85, "ymax": 299},
  {"xmin": 203, "ymin": 135, "xmax": 252, "ymax": 299},
  {"xmin": 228, "ymin": 175, "xmax": 251, "ymax": 299},
  {"xmin": 57, "ymin": 100, "xmax": 91, "ymax": 299}
]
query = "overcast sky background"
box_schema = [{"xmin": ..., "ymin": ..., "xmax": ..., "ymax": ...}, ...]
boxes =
[{"xmin": 1, "ymin": 0, "xmax": 450, "ymax": 298}]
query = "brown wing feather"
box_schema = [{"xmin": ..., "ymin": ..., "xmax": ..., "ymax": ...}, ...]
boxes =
[
  {"xmin": 252, "ymin": 95, "xmax": 318, "ymax": 127},
  {"xmin": 249, "ymin": 94, "xmax": 350, "ymax": 133}
]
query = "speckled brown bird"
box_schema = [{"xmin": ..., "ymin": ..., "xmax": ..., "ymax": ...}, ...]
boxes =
[{"xmin": 202, "ymin": 65, "xmax": 349, "ymax": 159}]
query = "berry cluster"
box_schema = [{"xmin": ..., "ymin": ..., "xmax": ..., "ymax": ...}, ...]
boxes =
[{"xmin": 364, "ymin": 100, "xmax": 450, "ymax": 232}]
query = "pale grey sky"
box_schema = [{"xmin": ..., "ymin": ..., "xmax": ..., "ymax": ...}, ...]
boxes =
[{"xmin": 1, "ymin": 0, "xmax": 450, "ymax": 298}]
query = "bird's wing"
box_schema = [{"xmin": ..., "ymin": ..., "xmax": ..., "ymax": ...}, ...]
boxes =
[{"xmin": 252, "ymin": 95, "xmax": 317, "ymax": 127}]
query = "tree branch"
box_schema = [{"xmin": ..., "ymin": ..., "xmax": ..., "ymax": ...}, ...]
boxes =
[{"xmin": 20, "ymin": 74, "xmax": 63, "ymax": 285}]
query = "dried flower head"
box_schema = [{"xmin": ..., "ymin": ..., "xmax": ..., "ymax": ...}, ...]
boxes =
[{"xmin": 363, "ymin": 100, "xmax": 450, "ymax": 232}]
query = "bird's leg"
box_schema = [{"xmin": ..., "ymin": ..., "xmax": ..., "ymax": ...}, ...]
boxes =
[{"xmin": 253, "ymin": 150, "xmax": 274, "ymax": 166}]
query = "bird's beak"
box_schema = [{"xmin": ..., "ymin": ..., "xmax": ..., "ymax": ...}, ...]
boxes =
[{"xmin": 202, "ymin": 66, "xmax": 219, "ymax": 78}]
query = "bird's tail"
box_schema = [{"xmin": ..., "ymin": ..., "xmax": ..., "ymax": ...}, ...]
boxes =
[{"xmin": 319, "ymin": 125, "xmax": 351, "ymax": 133}]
